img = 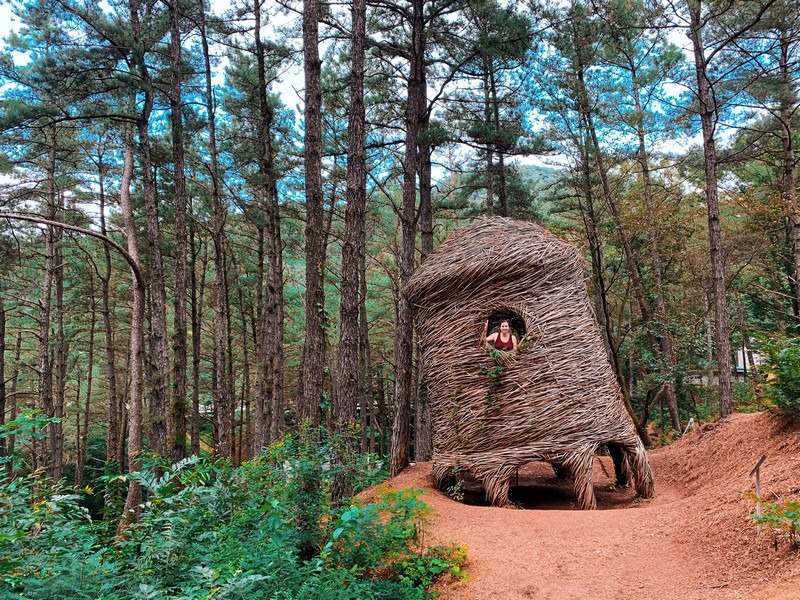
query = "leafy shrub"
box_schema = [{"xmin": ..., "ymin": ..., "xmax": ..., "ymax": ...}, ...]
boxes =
[
  {"xmin": 758, "ymin": 337, "xmax": 800, "ymax": 418},
  {"xmin": 745, "ymin": 493, "xmax": 800, "ymax": 548},
  {"xmin": 733, "ymin": 380, "xmax": 759, "ymax": 412},
  {"xmin": 0, "ymin": 423, "xmax": 465, "ymax": 599}
]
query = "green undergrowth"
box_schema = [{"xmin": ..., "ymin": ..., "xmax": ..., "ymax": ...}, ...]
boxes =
[
  {"xmin": 745, "ymin": 492, "xmax": 800, "ymax": 549},
  {"xmin": 759, "ymin": 336, "xmax": 800, "ymax": 419},
  {"xmin": 0, "ymin": 423, "xmax": 467, "ymax": 599}
]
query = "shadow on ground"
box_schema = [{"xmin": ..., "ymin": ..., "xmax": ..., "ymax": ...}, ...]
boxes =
[{"xmin": 443, "ymin": 458, "xmax": 638, "ymax": 510}]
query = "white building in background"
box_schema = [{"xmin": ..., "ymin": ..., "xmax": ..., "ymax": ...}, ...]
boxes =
[{"xmin": 735, "ymin": 347, "xmax": 764, "ymax": 375}]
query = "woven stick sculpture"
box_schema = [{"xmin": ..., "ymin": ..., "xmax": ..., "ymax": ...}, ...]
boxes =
[{"xmin": 406, "ymin": 217, "xmax": 654, "ymax": 509}]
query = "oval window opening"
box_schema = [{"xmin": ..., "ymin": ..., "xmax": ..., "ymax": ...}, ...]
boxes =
[{"xmin": 485, "ymin": 309, "xmax": 526, "ymax": 351}]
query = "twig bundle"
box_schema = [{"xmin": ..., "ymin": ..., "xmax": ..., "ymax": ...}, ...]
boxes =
[{"xmin": 406, "ymin": 217, "xmax": 654, "ymax": 509}]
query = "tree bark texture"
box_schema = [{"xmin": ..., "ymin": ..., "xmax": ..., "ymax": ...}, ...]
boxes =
[
  {"xmin": 268, "ymin": 173, "xmax": 284, "ymax": 443},
  {"xmin": 169, "ymin": 0, "xmax": 188, "ymax": 462},
  {"xmin": 416, "ymin": 79, "xmax": 433, "ymax": 462},
  {"xmin": 778, "ymin": 30, "xmax": 800, "ymax": 319},
  {"xmin": 687, "ymin": 0, "xmax": 734, "ymax": 418},
  {"xmin": 6, "ymin": 332, "xmax": 20, "ymax": 479},
  {"xmin": 35, "ymin": 122, "xmax": 57, "ymax": 474},
  {"xmin": 131, "ymin": 10, "xmax": 170, "ymax": 456},
  {"xmin": 98, "ymin": 166, "xmax": 120, "ymax": 467},
  {"xmin": 190, "ymin": 226, "xmax": 206, "ymax": 456},
  {"xmin": 299, "ymin": 0, "xmax": 326, "ymax": 427},
  {"xmin": 119, "ymin": 123, "xmax": 146, "ymax": 531},
  {"xmin": 252, "ymin": 0, "xmax": 284, "ymax": 452},
  {"xmin": 0, "ymin": 297, "xmax": 6, "ymax": 472},
  {"xmin": 391, "ymin": 0, "xmax": 425, "ymax": 477},
  {"xmin": 630, "ymin": 66, "xmax": 681, "ymax": 435},
  {"xmin": 76, "ymin": 303, "xmax": 95, "ymax": 488},
  {"xmin": 358, "ymin": 249, "xmax": 372, "ymax": 454},
  {"xmin": 484, "ymin": 70, "xmax": 495, "ymax": 217},
  {"xmin": 197, "ymin": 0, "xmax": 221, "ymax": 456},
  {"xmin": 334, "ymin": 0, "xmax": 367, "ymax": 502},
  {"xmin": 52, "ymin": 220, "xmax": 66, "ymax": 481}
]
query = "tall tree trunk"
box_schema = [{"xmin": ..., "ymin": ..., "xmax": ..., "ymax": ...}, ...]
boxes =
[
  {"xmin": 687, "ymin": 0, "xmax": 733, "ymax": 418},
  {"xmin": 169, "ymin": 0, "xmax": 188, "ymax": 462},
  {"xmin": 190, "ymin": 230, "xmax": 207, "ymax": 456},
  {"xmin": 35, "ymin": 122, "xmax": 57, "ymax": 474},
  {"xmin": 52, "ymin": 213, "xmax": 66, "ymax": 481},
  {"xmin": 75, "ymin": 383, "xmax": 82, "ymax": 486},
  {"xmin": 98, "ymin": 161, "xmax": 120, "ymax": 468},
  {"xmin": 6, "ymin": 332, "xmax": 21, "ymax": 479},
  {"xmin": 237, "ymin": 297, "xmax": 251, "ymax": 461},
  {"xmin": 76, "ymin": 301, "xmax": 95, "ymax": 488},
  {"xmin": 415, "ymin": 73, "xmax": 433, "ymax": 463},
  {"xmin": 391, "ymin": 0, "xmax": 425, "ymax": 476},
  {"xmin": 225, "ymin": 269, "xmax": 238, "ymax": 455},
  {"xmin": 575, "ymin": 136, "xmax": 649, "ymax": 443},
  {"xmin": 252, "ymin": 225, "xmax": 268, "ymax": 453},
  {"xmin": 189, "ymin": 224, "xmax": 200, "ymax": 455},
  {"xmin": 574, "ymin": 30, "xmax": 680, "ymax": 431},
  {"xmin": 376, "ymin": 366, "xmax": 388, "ymax": 456},
  {"xmin": 119, "ymin": 123, "xmax": 147, "ymax": 531},
  {"xmin": 198, "ymin": 0, "xmax": 222, "ymax": 456},
  {"xmin": 629, "ymin": 59, "xmax": 681, "ymax": 434},
  {"xmin": 0, "ymin": 297, "xmax": 6, "ymax": 473},
  {"xmin": 489, "ymin": 64, "xmax": 508, "ymax": 217},
  {"xmin": 211, "ymin": 228, "xmax": 230, "ymax": 458},
  {"xmin": 130, "ymin": 0, "xmax": 170, "ymax": 456},
  {"xmin": 484, "ymin": 69, "xmax": 495, "ymax": 217},
  {"xmin": 267, "ymin": 177, "xmax": 284, "ymax": 442},
  {"xmin": 252, "ymin": 0, "xmax": 283, "ymax": 451},
  {"xmin": 778, "ymin": 30, "xmax": 800, "ymax": 318},
  {"xmin": 358, "ymin": 240, "xmax": 373, "ymax": 454},
  {"xmin": 334, "ymin": 0, "xmax": 367, "ymax": 501},
  {"xmin": 299, "ymin": 0, "xmax": 326, "ymax": 427}
]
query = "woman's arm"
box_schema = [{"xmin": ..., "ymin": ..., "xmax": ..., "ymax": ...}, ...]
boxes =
[{"xmin": 512, "ymin": 335, "xmax": 518, "ymax": 350}]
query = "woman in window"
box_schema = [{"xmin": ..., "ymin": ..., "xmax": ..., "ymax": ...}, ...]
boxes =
[{"xmin": 486, "ymin": 319, "xmax": 517, "ymax": 351}]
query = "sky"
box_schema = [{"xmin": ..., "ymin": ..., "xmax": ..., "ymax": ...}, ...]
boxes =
[{"xmin": 0, "ymin": 1, "xmax": 17, "ymax": 46}]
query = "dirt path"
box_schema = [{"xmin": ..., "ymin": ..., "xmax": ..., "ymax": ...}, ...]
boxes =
[{"xmin": 381, "ymin": 413, "xmax": 800, "ymax": 599}]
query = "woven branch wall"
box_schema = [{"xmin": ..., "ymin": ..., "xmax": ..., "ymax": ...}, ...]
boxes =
[{"xmin": 406, "ymin": 217, "xmax": 654, "ymax": 509}]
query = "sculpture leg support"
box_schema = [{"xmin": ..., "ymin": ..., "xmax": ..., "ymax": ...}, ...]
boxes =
[
  {"xmin": 564, "ymin": 450, "xmax": 596, "ymax": 510},
  {"xmin": 626, "ymin": 440, "xmax": 655, "ymax": 499},
  {"xmin": 608, "ymin": 443, "xmax": 632, "ymax": 487},
  {"xmin": 483, "ymin": 464, "xmax": 518, "ymax": 507},
  {"xmin": 432, "ymin": 462, "xmax": 455, "ymax": 493}
]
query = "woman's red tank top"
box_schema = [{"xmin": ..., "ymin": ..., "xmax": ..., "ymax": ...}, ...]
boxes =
[{"xmin": 494, "ymin": 335, "xmax": 514, "ymax": 351}]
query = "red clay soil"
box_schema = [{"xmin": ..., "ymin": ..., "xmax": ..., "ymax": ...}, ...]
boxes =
[{"xmin": 381, "ymin": 412, "xmax": 800, "ymax": 599}]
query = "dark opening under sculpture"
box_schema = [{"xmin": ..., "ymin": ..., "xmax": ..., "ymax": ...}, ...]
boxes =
[{"xmin": 406, "ymin": 218, "xmax": 655, "ymax": 509}]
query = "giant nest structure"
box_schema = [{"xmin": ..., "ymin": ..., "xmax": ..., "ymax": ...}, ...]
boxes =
[{"xmin": 406, "ymin": 217, "xmax": 654, "ymax": 509}]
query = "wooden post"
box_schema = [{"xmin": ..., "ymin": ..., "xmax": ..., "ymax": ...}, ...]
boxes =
[{"xmin": 750, "ymin": 455, "xmax": 767, "ymax": 532}]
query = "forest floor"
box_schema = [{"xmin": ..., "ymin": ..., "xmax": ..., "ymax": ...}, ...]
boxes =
[{"xmin": 377, "ymin": 411, "xmax": 800, "ymax": 599}]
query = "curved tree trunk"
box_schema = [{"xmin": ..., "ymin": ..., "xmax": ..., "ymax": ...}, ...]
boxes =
[{"xmin": 119, "ymin": 123, "xmax": 146, "ymax": 532}]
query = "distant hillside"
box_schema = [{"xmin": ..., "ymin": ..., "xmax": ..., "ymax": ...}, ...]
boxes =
[{"xmin": 516, "ymin": 163, "xmax": 564, "ymax": 187}]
